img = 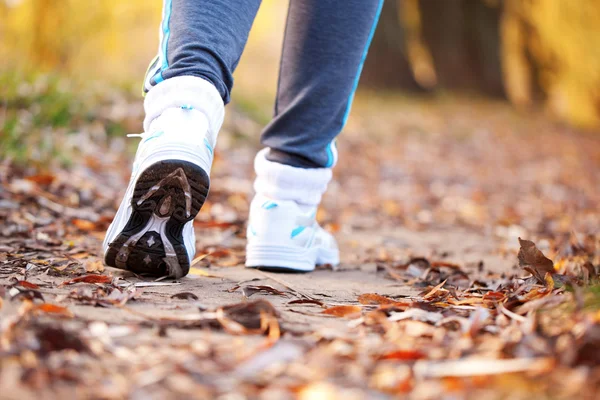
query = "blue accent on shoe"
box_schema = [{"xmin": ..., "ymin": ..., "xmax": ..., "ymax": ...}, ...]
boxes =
[
  {"xmin": 249, "ymin": 225, "xmax": 257, "ymax": 236},
  {"xmin": 291, "ymin": 226, "xmax": 306, "ymax": 238},
  {"xmin": 204, "ymin": 138, "xmax": 213, "ymax": 156},
  {"xmin": 340, "ymin": 0, "xmax": 384, "ymax": 129},
  {"xmin": 142, "ymin": 130, "xmax": 164, "ymax": 144},
  {"xmin": 261, "ymin": 201, "xmax": 278, "ymax": 210},
  {"xmin": 181, "ymin": 104, "xmax": 194, "ymax": 110}
]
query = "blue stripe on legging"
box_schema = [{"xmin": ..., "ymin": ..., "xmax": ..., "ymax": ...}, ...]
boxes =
[
  {"xmin": 327, "ymin": 0, "xmax": 384, "ymax": 167},
  {"xmin": 155, "ymin": 0, "xmax": 173, "ymax": 84}
]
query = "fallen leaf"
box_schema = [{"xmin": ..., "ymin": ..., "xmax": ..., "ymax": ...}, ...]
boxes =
[
  {"xmin": 11, "ymin": 289, "xmax": 45, "ymax": 302},
  {"xmin": 446, "ymin": 297, "xmax": 484, "ymax": 306},
  {"xmin": 242, "ymin": 285, "xmax": 287, "ymax": 298},
  {"xmin": 14, "ymin": 280, "xmax": 40, "ymax": 289},
  {"xmin": 171, "ymin": 292, "xmax": 199, "ymax": 300},
  {"xmin": 61, "ymin": 274, "xmax": 112, "ymax": 286},
  {"xmin": 32, "ymin": 303, "xmax": 74, "ymax": 318},
  {"xmin": 287, "ymin": 299, "xmax": 325, "ymax": 307},
  {"xmin": 24, "ymin": 174, "xmax": 55, "ymax": 185},
  {"xmin": 483, "ymin": 291, "xmax": 505, "ymax": 302},
  {"xmin": 72, "ymin": 218, "xmax": 98, "ymax": 231},
  {"xmin": 430, "ymin": 261, "xmax": 462, "ymax": 269},
  {"xmin": 422, "ymin": 279, "xmax": 448, "ymax": 300},
  {"xmin": 219, "ymin": 299, "xmax": 279, "ymax": 331},
  {"xmin": 85, "ymin": 260, "xmax": 105, "ymax": 273},
  {"xmin": 322, "ymin": 305, "xmax": 362, "ymax": 318},
  {"xmin": 518, "ymin": 238, "xmax": 554, "ymax": 282},
  {"xmin": 378, "ymin": 349, "xmax": 426, "ymax": 361},
  {"xmin": 358, "ymin": 293, "xmax": 400, "ymax": 305}
]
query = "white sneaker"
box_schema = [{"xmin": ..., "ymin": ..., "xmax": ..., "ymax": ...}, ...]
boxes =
[
  {"xmin": 245, "ymin": 194, "xmax": 339, "ymax": 272},
  {"xmin": 103, "ymin": 77, "xmax": 224, "ymax": 278},
  {"xmin": 245, "ymin": 149, "xmax": 339, "ymax": 272}
]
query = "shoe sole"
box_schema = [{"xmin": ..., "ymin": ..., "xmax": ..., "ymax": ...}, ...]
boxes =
[
  {"xmin": 105, "ymin": 160, "xmax": 209, "ymax": 278},
  {"xmin": 245, "ymin": 244, "xmax": 339, "ymax": 272}
]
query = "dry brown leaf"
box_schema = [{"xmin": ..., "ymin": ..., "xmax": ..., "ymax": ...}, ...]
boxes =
[
  {"xmin": 430, "ymin": 261, "xmax": 462, "ymax": 269},
  {"xmin": 422, "ymin": 279, "xmax": 448, "ymax": 300},
  {"xmin": 322, "ymin": 305, "xmax": 362, "ymax": 318},
  {"xmin": 171, "ymin": 292, "xmax": 199, "ymax": 300},
  {"xmin": 483, "ymin": 291, "xmax": 505, "ymax": 302},
  {"xmin": 242, "ymin": 285, "xmax": 287, "ymax": 298},
  {"xmin": 85, "ymin": 260, "xmax": 104, "ymax": 273},
  {"xmin": 32, "ymin": 303, "xmax": 74, "ymax": 318},
  {"xmin": 24, "ymin": 174, "xmax": 56, "ymax": 185},
  {"xmin": 358, "ymin": 293, "xmax": 399, "ymax": 305},
  {"xmin": 61, "ymin": 274, "xmax": 112, "ymax": 286},
  {"xmin": 447, "ymin": 297, "xmax": 484, "ymax": 306},
  {"xmin": 518, "ymin": 238, "xmax": 554, "ymax": 282},
  {"xmin": 72, "ymin": 218, "xmax": 98, "ymax": 231},
  {"xmin": 219, "ymin": 300, "xmax": 279, "ymax": 332},
  {"xmin": 260, "ymin": 311, "xmax": 280, "ymax": 346},
  {"xmin": 11, "ymin": 289, "xmax": 45, "ymax": 302},
  {"xmin": 14, "ymin": 280, "xmax": 40, "ymax": 289},
  {"xmin": 378, "ymin": 349, "xmax": 426, "ymax": 361},
  {"xmin": 287, "ymin": 298, "xmax": 325, "ymax": 307}
]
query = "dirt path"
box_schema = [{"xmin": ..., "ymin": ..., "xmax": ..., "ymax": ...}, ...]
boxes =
[{"xmin": 1, "ymin": 98, "xmax": 600, "ymax": 399}]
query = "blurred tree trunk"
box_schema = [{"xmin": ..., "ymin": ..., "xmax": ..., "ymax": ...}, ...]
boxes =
[
  {"xmin": 419, "ymin": 0, "xmax": 505, "ymax": 97},
  {"xmin": 362, "ymin": 0, "xmax": 422, "ymax": 91},
  {"xmin": 501, "ymin": 0, "xmax": 546, "ymax": 107}
]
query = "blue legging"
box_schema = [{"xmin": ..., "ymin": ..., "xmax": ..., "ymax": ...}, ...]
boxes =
[{"xmin": 144, "ymin": 0, "xmax": 384, "ymax": 168}]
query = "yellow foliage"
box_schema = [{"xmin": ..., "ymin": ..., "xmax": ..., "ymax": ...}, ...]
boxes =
[
  {"xmin": 0, "ymin": 0, "xmax": 285, "ymax": 97},
  {"xmin": 502, "ymin": 0, "xmax": 600, "ymax": 128},
  {"xmin": 2, "ymin": 0, "xmax": 600, "ymax": 128},
  {"xmin": 0, "ymin": 0, "xmax": 161, "ymax": 83}
]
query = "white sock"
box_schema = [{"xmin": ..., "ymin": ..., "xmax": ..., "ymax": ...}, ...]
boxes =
[{"xmin": 253, "ymin": 148, "xmax": 332, "ymax": 207}]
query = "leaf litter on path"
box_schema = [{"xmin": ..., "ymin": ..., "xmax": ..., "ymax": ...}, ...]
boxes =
[{"xmin": 1, "ymin": 96, "xmax": 600, "ymax": 398}]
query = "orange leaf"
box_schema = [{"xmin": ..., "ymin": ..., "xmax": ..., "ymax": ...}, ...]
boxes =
[
  {"xmin": 447, "ymin": 297, "xmax": 484, "ymax": 306},
  {"xmin": 15, "ymin": 280, "xmax": 40, "ymax": 289},
  {"xmin": 422, "ymin": 279, "xmax": 447, "ymax": 300},
  {"xmin": 322, "ymin": 305, "xmax": 362, "ymax": 318},
  {"xmin": 358, "ymin": 293, "xmax": 402, "ymax": 306},
  {"xmin": 72, "ymin": 219, "xmax": 98, "ymax": 231},
  {"xmin": 24, "ymin": 174, "xmax": 55, "ymax": 185},
  {"xmin": 61, "ymin": 274, "xmax": 112, "ymax": 286},
  {"xmin": 483, "ymin": 291, "xmax": 505, "ymax": 302},
  {"xmin": 430, "ymin": 261, "xmax": 462, "ymax": 269},
  {"xmin": 379, "ymin": 349, "xmax": 425, "ymax": 361},
  {"xmin": 32, "ymin": 303, "xmax": 74, "ymax": 318}
]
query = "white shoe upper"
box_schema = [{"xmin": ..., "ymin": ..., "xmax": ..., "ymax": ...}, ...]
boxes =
[
  {"xmin": 103, "ymin": 75, "xmax": 338, "ymax": 273},
  {"xmin": 245, "ymin": 149, "xmax": 339, "ymax": 271},
  {"xmin": 103, "ymin": 76, "xmax": 224, "ymax": 265}
]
